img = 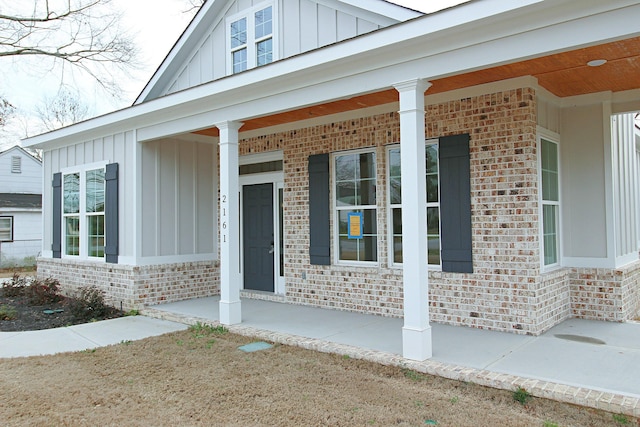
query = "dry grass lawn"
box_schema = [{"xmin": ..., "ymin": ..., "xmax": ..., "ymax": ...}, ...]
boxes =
[{"xmin": 1, "ymin": 324, "xmax": 635, "ymax": 427}]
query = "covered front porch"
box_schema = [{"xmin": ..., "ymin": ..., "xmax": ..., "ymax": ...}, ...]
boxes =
[{"xmin": 142, "ymin": 295, "xmax": 640, "ymax": 416}]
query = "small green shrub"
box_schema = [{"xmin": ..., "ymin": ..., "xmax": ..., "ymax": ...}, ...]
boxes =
[
  {"xmin": 402, "ymin": 368, "xmax": 428, "ymax": 382},
  {"xmin": 543, "ymin": 421, "xmax": 559, "ymax": 427},
  {"xmin": 188, "ymin": 322, "xmax": 228, "ymax": 338},
  {"xmin": 1, "ymin": 273, "xmax": 28, "ymax": 297},
  {"xmin": 0, "ymin": 304, "xmax": 17, "ymax": 320},
  {"xmin": 26, "ymin": 277, "xmax": 62, "ymax": 305},
  {"xmin": 125, "ymin": 309, "xmax": 140, "ymax": 316},
  {"xmin": 613, "ymin": 413, "xmax": 629, "ymax": 424},
  {"xmin": 212, "ymin": 325, "xmax": 228, "ymax": 334},
  {"xmin": 512, "ymin": 387, "xmax": 532, "ymax": 405},
  {"xmin": 68, "ymin": 286, "xmax": 110, "ymax": 321}
]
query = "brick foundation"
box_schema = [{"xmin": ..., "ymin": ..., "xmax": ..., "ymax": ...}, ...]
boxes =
[
  {"xmin": 570, "ymin": 260, "xmax": 640, "ymax": 321},
  {"xmin": 37, "ymin": 258, "xmax": 220, "ymax": 311}
]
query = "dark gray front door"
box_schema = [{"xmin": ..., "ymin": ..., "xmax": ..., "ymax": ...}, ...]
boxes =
[{"xmin": 243, "ymin": 183, "xmax": 274, "ymax": 292}]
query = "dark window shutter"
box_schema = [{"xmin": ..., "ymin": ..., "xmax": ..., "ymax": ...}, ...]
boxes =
[
  {"xmin": 52, "ymin": 173, "xmax": 62, "ymax": 258},
  {"xmin": 105, "ymin": 163, "xmax": 119, "ymax": 264},
  {"xmin": 439, "ymin": 134, "xmax": 473, "ymax": 273},
  {"xmin": 308, "ymin": 154, "xmax": 330, "ymax": 265}
]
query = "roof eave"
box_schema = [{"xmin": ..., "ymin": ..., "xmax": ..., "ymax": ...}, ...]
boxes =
[{"xmin": 23, "ymin": 0, "xmax": 640, "ymax": 150}]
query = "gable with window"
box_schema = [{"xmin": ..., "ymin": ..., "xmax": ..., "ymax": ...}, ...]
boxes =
[
  {"xmin": 227, "ymin": 2, "xmax": 275, "ymax": 74},
  {"xmin": 52, "ymin": 163, "xmax": 118, "ymax": 263}
]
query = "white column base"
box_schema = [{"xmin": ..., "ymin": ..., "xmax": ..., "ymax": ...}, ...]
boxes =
[
  {"xmin": 402, "ymin": 325, "xmax": 433, "ymax": 361},
  {"xmin": 219, "ymin": 300, "xmax": 242, "ymax": 325}
]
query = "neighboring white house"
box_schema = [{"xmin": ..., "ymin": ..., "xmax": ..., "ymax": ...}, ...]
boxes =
[
  {"xmin": 23, "ymin": 0, "xmax": 640, "ymax": 361},
  {"xmin": 0, "ymin": 146, "xmax": 42, "ymax": 267}
]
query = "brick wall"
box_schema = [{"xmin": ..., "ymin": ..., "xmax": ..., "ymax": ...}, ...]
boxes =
[
  {"xmin": 570, "ymin": 260, "xmax": 640, "ymax": 321},
  {"xmin": 37, "ymin": 258, "xmax": 220, "ymax": 311},
  {"xmin": 238, "ymin": 87, "xmax": 569, "ymax": 334},
  {"xmin": 38, "ymin": 85, "xmax": 640, "ymax": 333}
]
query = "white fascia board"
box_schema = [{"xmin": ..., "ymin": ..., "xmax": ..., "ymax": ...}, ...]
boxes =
[
  {"xmin": 314, "ymin": 0, "xmax": 421, "ymax": 25},
  {"xmin": 0, "ymin": 208, "xmax": 42, "ymax": 214},
  {"xmin": 24, "ymin": 0, "xmax": 640, "ymax": 149}
]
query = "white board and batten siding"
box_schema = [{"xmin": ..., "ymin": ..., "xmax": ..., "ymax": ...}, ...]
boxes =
[
  {"xmin": 611, "ymin": 112, "xmax": 640, "ymax": 264},
  {"xmin": 42, "ymin": 132, "xmax": 217, "ymax": 265},
  {"xmin": 42, "ymin": 132, "xmax": 135, "ymax": 260},
  {"xmin": 163, "ymin": 0, "xmax": 387, "ymax": 97},
  {"xmin": 0, "ymin": 147, "xmax": 42, "ymax": 194},
  {"xmin": 139, "ymin": 138, "xmax": 216, "ymax": 261}
]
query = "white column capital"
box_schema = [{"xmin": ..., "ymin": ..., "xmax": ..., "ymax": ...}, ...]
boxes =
[
  {"xmin": 214, "ymin": 120, "xmax": 244, "ymax": 133},
  {"xmin": 393, "ymin": 79, "xmax": 432, "ymax": 96}
]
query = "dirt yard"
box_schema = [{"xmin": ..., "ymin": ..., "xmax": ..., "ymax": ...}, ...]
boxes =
[{"xmin": 0, "ymin": 324, "xmax": 635, "ymax": 427}]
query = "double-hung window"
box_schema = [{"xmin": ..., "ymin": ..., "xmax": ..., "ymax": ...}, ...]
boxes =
[
  {"xmin": 62, "ymin": 164, "xmax": 106, "ymax": 259},
  {"xmin": 540, "ymin": 137, "xmax": 560, "ymax": 267},
  {"xmin": 334, "ymin": 150, "xmax": 377, "ymax": 262},
  {"xmin": 0, "ymin": 217, "xmax": 13, "ymax": 241},
  {"xmin": 388, "ymin": 140, "xmax": 441, "ymax": 266},
  {"xmin": 228, "ymin": 2, "xmax": 274, "ymax": 74}
]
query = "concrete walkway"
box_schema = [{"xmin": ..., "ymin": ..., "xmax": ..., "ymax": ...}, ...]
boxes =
[
  {"xmin": 1, "ymin": 295, "xmax": 639, "ymax": 417},
  {"xmin": 0, "ymin": 316, "xmax": 187, "ymax": 358}
]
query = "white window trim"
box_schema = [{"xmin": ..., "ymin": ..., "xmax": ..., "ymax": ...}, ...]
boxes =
[
  {"xmin": 332, "ymin": 148, "xmax": 379, "ymax": 266},
  {"xmin": 537, "ymin": 128, "xmax": 562, "ymax": 271},
  {"xmin": 226, "ymin": 1, "xmax": 278, "ymax": 75},
  {"xmin": 0, "ymin": 216, "xmax": 13, "ymax": 242},
  {"xmin": 61, "ymin": 161, "xmax": 109, "ymax": 261},
  {"xmin": 386, "ymin": 139, "xmax": 443, "ymax": 270}
]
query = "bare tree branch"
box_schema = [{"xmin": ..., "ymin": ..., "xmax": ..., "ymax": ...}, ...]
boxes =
[
  {"xmin": 35, "ymin": 86, "xmax": 90, "ymax": 131},
  {"xmin": 0, "ymin": 95, "xmax": 15, "ymax": 127},
  {"xmin": 0, "ymin": 0, "xmax": 138, "ymax": 98},
  {"xmin": 0, "ymin": 0, "xmax": 138, "ymax": 127},
  {"xmin": 183, "ymin": 0, "xmax": 206, "ymax": 14}
]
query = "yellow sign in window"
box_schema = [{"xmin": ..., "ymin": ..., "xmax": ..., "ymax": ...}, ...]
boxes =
[{"xmin": 348, "ymin": 212, "xmax": 363, "ymax": 239}]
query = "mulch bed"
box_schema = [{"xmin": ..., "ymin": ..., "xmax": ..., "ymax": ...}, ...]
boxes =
[{"xmin": 0, "ymin": 289, "xmax": 123, "ymax": 332}]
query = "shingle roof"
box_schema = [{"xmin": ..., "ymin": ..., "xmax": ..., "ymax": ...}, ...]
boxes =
[{"xmin": 0, "ymin": 193, "xmax": 42, "ymax": 209}]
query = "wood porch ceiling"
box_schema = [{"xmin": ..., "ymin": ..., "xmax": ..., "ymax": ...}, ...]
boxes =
[{"xmin": 195, "ymin": 36, "xmax": 640, "ymax": 137}]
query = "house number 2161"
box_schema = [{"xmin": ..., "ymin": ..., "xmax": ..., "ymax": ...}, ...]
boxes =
[{"xmin": 221, "ymin": 194, "xmax": 228, "ymax": 243}]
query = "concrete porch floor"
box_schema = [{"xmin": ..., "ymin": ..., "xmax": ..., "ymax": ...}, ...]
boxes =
[{"xmin": 143, "ymin": 295, "xmax": 640, "ymax": 417}]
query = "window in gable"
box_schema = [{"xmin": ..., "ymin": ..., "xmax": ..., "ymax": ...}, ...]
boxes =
[{"xmin": 228, "ymin": 3, "xmax": 275, "ymax": 74}]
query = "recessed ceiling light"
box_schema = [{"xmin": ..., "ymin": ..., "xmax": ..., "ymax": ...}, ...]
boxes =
[{"xmin": 587, "ymin": 59, "xmax": 607, "ymax": 67}]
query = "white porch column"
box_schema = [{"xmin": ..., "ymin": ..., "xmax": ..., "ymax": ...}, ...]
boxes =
[
  {"xmin": 217, "ymin": 121, "xmax": 243, "ymax": 325},
  {"xmin": 394, "ymin": 79, "xmax": 433, "ymax": 361}
]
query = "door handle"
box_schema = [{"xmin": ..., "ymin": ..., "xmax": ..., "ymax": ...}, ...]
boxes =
[{"xmin": 268, "ymin": 242, "xmax": 274, "ymax": 254}]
